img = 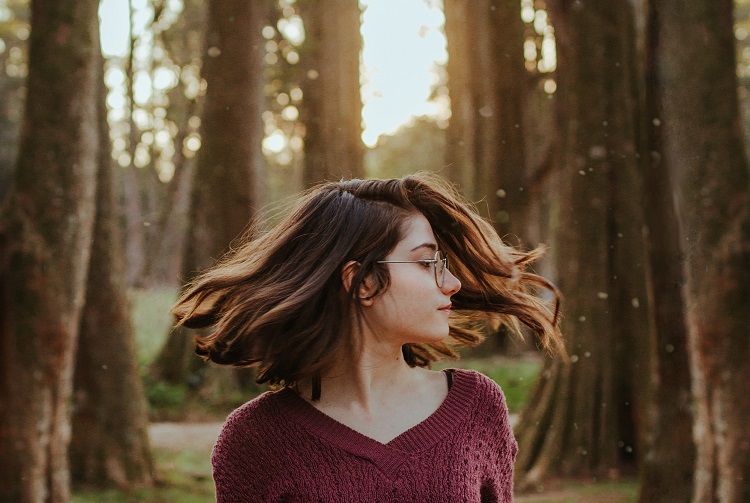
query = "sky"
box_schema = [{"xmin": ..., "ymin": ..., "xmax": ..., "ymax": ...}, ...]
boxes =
[{"xmin": 98, "ymin": 0, "xmax": 448, "ymax": 148}]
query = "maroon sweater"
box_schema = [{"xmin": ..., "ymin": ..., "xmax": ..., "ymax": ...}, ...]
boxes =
[{"xmin": 212, "ymin": 368, "xmax": 518, "ymax": 502}]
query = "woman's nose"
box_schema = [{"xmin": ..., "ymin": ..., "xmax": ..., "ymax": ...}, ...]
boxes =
[{"xmin": 441, "ymin": 268, "xmax": 461, "ymax": 295}]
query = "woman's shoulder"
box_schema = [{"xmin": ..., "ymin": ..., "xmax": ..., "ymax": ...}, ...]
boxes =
[
  {"xmin": 449, "ymin": 367, "xmax": 510, "ymax": 411},
  {"xmin": 213, "ymin": 389, "xmax": 285, "ymax": 451}
]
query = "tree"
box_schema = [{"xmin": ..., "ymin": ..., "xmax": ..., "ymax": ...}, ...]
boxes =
[
  {"xmin": 69, "ymin": 66, "xmax": 155, "ymax": 489},
  {"xmin": 152, "ymin": 0, "xmax": 266, "ymax": 393},
  {"xmin": 120, "ymin": 0, "xmax": 206, "ymax": 288},
  {"xmin": 656, "ymin": 0, "xmax": 750, "ymax": 500},
  {"xmin": 443, "ymin": 0, "xmax": 528, "ymax": 241},
  {"xmin": 0, "ymin": 0, "xmax": 101, "ymax": 500},
  {"xmin": 634, "ymin": 1, "xmax": 695, "ymax": 501},
  {"xmin": 514, "ymin": 0, "xmax": 651, "ymax": 486},
  {"xmin": 297, "ymin": 0, "xmax": 364, "ymax": 186}
]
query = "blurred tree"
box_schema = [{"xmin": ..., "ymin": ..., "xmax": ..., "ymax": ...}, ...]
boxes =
[
  {"xmin": 151, "ymin": 0, "xmax": 266, "ymax": 394},
  {"xmin": 118, "ymin": 0, "xmax": 206, "ymax": 288},
  {"xmin": 0, "ymin": 0, "xmax": 27, "ymax": 206},
  {"xmin": 443, "ymin": 0, "xmax": 528, "ymax": 243},
  {"xmin": 514, "ymin": 0, "xmax": 651, "ymax": 486},
  {"xmin": 0, "ymin": 0, "xmax": 101, "ymax": 500},
  {"xmin": 634, "ymin": 1, "xmax": 695, "ymax": 501},
  {"xmin": 69, "ymin": 67, "xmax": 155, "ymax": 489},
  {"xmin": 297, "ymin": 0, "xmax": 363, "ymax": 186},
  {"xmin": 656, "ymin": 0, "xmax": 750, "ymax": 501}
]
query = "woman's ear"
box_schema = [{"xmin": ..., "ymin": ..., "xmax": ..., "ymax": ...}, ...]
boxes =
[{"xmin": 341, "ymin": 260, "xmax": 376, "ymax": 306}]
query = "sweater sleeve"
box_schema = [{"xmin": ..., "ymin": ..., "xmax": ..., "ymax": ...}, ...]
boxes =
[
  {"xmin": 211, "ymin": 402, "xmax": 278, "ymax": 503},
  {"xmin": 475, "ymin": 373, "xmax": 519, "ymax": 503}
]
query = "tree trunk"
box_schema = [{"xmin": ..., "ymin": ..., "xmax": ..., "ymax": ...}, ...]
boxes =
[
  {"xmin": 0, "ymin": 0, "xmax": 101, "ymax": 500},
  {"xmin": 152, "ymin": 0, "xmax": 265, "ymax": 392},
  {"xmin": 635, "ymin": 1, "xmax": 695, "ymax": 501},
  {"xmin": 514, "ymin": 0, "xmax": 651, "ymax": 487},
  {"xmin": 297, "ymin": 0, "xmax": 364, "ymax": 186},
  {"xmin": 69, "ymin": 64, "xmax": 155, "ymax": 489},
  {"xmin": 656, "ymin": 1, "xmax": 750, "ymax": 501},
  {"xmin": 444, "ymin": 0, "xmax": 528, "ymax": 242}
]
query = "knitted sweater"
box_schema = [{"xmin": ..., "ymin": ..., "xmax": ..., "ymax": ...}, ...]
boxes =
[{"xmin": 212, "ymin": 368, "xmax": 518, "ymax": 502}]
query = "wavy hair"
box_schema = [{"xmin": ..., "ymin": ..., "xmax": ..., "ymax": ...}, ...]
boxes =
[{"xmin": 172, "ymin": 173, "xmax": 562, "ymax": 395}]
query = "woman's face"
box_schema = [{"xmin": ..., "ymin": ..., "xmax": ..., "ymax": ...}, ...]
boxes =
[{"xmin": 364, "ymin": 213, "xmax": 461, "ymax": 345}]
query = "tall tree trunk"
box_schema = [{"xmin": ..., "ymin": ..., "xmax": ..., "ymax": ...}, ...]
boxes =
[
  {"xmin": 152, "ymin": 0, "xmax": 265, "ymax": 392},
  {"xmin": 514, "ymin": 0, "xmax": 651, "ymax": 486},
  {"xmin": 0, "ymin": 0, "xmax": 101, "ymax": 500},
  {"xmin": 657, "ymin": 1, "xmax": 750, "ymax": 501},
  {"xmin": 69, "ymin": 65, "xmax": 155, "ymax": 489},
  {"xmin": 298, "ymin": 0, "xmax": 364, "ymax": 186},
  {"xmin": 444, "ymin": 0, "xmax": 528, "ymax": 242},
  {"xmin": 635, "ymin": 1, "xmax": 695, "ymax": 501}
]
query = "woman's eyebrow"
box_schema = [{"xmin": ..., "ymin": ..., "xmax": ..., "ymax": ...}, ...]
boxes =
[{"xmin": 410, "ymin": 242, "xmax": 438, "ymax": 252}]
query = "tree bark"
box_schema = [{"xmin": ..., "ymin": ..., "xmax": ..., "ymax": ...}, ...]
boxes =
[
  {"xmin": 69, "ymin": 65, "xmax": 155, "ymax": 489},
  {"xmin": 152, "ymin": 0, "xmax": 265, "ymax": 391},
  {"xmin": 444, "ymin": 0, "xmax": 528, "ymax": 242},
  {"xmin": 514, "ymin": 0, "xmax": 651, "ymax": 486},
  {"xmin": 0, "ymin": 0, "xmax": 101, "ymax": 500},
  {"xmin": 635, "ymin": 1, "xmax": 695, "ymax": 501},
  {"xmin": 297, "ymin": 0, "xmax": 364, "ymax": 186},
  {"xmin": 656, "ymin": 1, "xmax": 750, "ymax": 501}
]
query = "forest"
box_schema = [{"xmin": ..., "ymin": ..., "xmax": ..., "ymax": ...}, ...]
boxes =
[{"xmin": 0, "ymin": 0, "xmax": 749, "ymax": 502}]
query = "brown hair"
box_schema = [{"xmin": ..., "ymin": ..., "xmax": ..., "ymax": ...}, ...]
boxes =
[{"xmin": 172, "ymin": 173, "xmax": 562, "ymax": 393}]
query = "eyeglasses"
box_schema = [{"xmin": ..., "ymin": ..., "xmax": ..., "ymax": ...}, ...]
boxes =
[{"xmin": 377, "ymin": 250, "xmax": 448, "ymax": 288}]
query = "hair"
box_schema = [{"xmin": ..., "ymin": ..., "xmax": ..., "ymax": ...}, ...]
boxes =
[{"xmin": 172, "ymin": 173, "xmax": 563, "ymax": 395}]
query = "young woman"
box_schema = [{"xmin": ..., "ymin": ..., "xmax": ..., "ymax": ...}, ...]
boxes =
[{"xmin": 172, "ymin": 173, "xmax": 562, "ymax": 502}]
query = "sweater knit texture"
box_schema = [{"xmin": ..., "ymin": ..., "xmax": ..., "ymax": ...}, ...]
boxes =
[{"xmin": 212, "ymin": 368, "xmax": 518, "ymax": 502}]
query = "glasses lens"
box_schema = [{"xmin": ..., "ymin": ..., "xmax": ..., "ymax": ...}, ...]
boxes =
[{"xmin": 435, "ymin": 250, "xmax": 446, "ymax": 287}]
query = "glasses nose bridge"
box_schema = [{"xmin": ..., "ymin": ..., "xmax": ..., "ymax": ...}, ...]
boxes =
[{"xmin": 435, "ymin": 250, "xmax": 447, "ymax": 288}]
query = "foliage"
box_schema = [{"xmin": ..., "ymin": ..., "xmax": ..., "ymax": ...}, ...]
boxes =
[
  {"xmin": 364, "ymin": 116, "xmax": 446, "ymax": 179},
  {"xmin": 72, "ymin": 446, "xmax": 214, "ymax": 502},
  {"xmin": 130, "ymin": 287, "xmax": 179, "ymax": 369},
  {"xmin": 435, "ymin": 355, "xmax": 541, "ymax": 413}
]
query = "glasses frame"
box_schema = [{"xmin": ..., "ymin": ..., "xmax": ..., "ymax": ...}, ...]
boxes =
[{"xmin": 376, "ymin": 250, "xmax": 448, "ymax": 288}]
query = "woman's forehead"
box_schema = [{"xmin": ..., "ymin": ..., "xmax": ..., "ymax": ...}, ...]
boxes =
[{"xmin": 394, "ymin": 214, "xmax": 437, "ymax": 250}]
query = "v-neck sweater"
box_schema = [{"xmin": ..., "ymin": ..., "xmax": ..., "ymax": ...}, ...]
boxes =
[{"xmin": 211, "ymin": 368, "xmax": 518, "ymax": 502}]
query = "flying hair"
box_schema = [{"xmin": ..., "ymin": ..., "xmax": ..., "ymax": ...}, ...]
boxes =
[{"xmin": 171, "ymin": 173, "xmax": 563, "ymax": 391}]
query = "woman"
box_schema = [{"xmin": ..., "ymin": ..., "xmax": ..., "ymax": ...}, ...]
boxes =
[{"xmin": 172, "ymin": 173, "xmax": 563, "ymax": 502}]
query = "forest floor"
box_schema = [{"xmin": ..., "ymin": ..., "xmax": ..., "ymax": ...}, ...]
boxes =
[{"xmin": 142, "ymin": 421, "xmax": 637, "ymax": 503}]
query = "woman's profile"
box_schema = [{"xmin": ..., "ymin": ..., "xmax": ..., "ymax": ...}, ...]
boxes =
[{"xmin": 172, "ymin": 173, "xmax": 563, "ymax": 502}]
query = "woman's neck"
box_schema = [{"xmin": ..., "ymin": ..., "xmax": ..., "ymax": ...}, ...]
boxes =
[{"xmin": 296, "ymin": 342, "xmax": 423, "ymax": 413}]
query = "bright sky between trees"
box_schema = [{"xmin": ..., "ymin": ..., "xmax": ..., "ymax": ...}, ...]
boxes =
[{"xmin": 98, "ymin": 0, "xmax": 448, "ymax": 148}]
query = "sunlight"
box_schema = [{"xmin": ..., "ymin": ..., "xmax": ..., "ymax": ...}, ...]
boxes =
[
  {"xmin": 99, "ymin": 0, "xmax": 449, "ymax": 150},
  {"xmin": 359, "ymin": 0, "xmax": 448, "ymax": 147}
]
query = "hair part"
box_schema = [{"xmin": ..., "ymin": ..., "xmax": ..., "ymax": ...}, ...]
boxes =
[{"xmin": 172, "ymin": 173, "xmax": 563, "ymax": 392}]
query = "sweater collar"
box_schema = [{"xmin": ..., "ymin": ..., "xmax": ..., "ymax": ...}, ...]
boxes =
[{"xmin": 271, "ymin": 368, "xmax": 478, "ymax": 479}]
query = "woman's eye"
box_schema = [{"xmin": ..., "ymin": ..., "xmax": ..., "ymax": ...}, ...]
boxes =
[{"xmin": 418, "ymin": 260, "xmax": 432, "ymax": 268}]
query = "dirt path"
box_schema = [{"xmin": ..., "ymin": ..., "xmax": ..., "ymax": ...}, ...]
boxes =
[{"xmin": 149, "ymin": 422, "xmax": 223, "ymax": 452}]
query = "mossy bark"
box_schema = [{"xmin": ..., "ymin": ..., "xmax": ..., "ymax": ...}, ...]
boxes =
[
  {"xmin": 635, "ymin": 2, "xmax": 695, "ymax": 501},
  {"xmin": 656, "ymin": 1, "xmax": 750, "ymax": 501},
  {"xmin": 444, "ymin": 0, "xmax": 528, "ymax": 242},
  {"xmin": 297, "ymin": 0, "xmax": 364, "ymax": 186},
  {"xmin": 69, "ymin": 70, "xmax": 155, "ymax": 489},
  {"xmin": 514, "ymin": 0, "xmax": 651, "ymax": 487},
  {"xmin": 0, "ymin": 0, "xmax": 101, "ymax": 500}
]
